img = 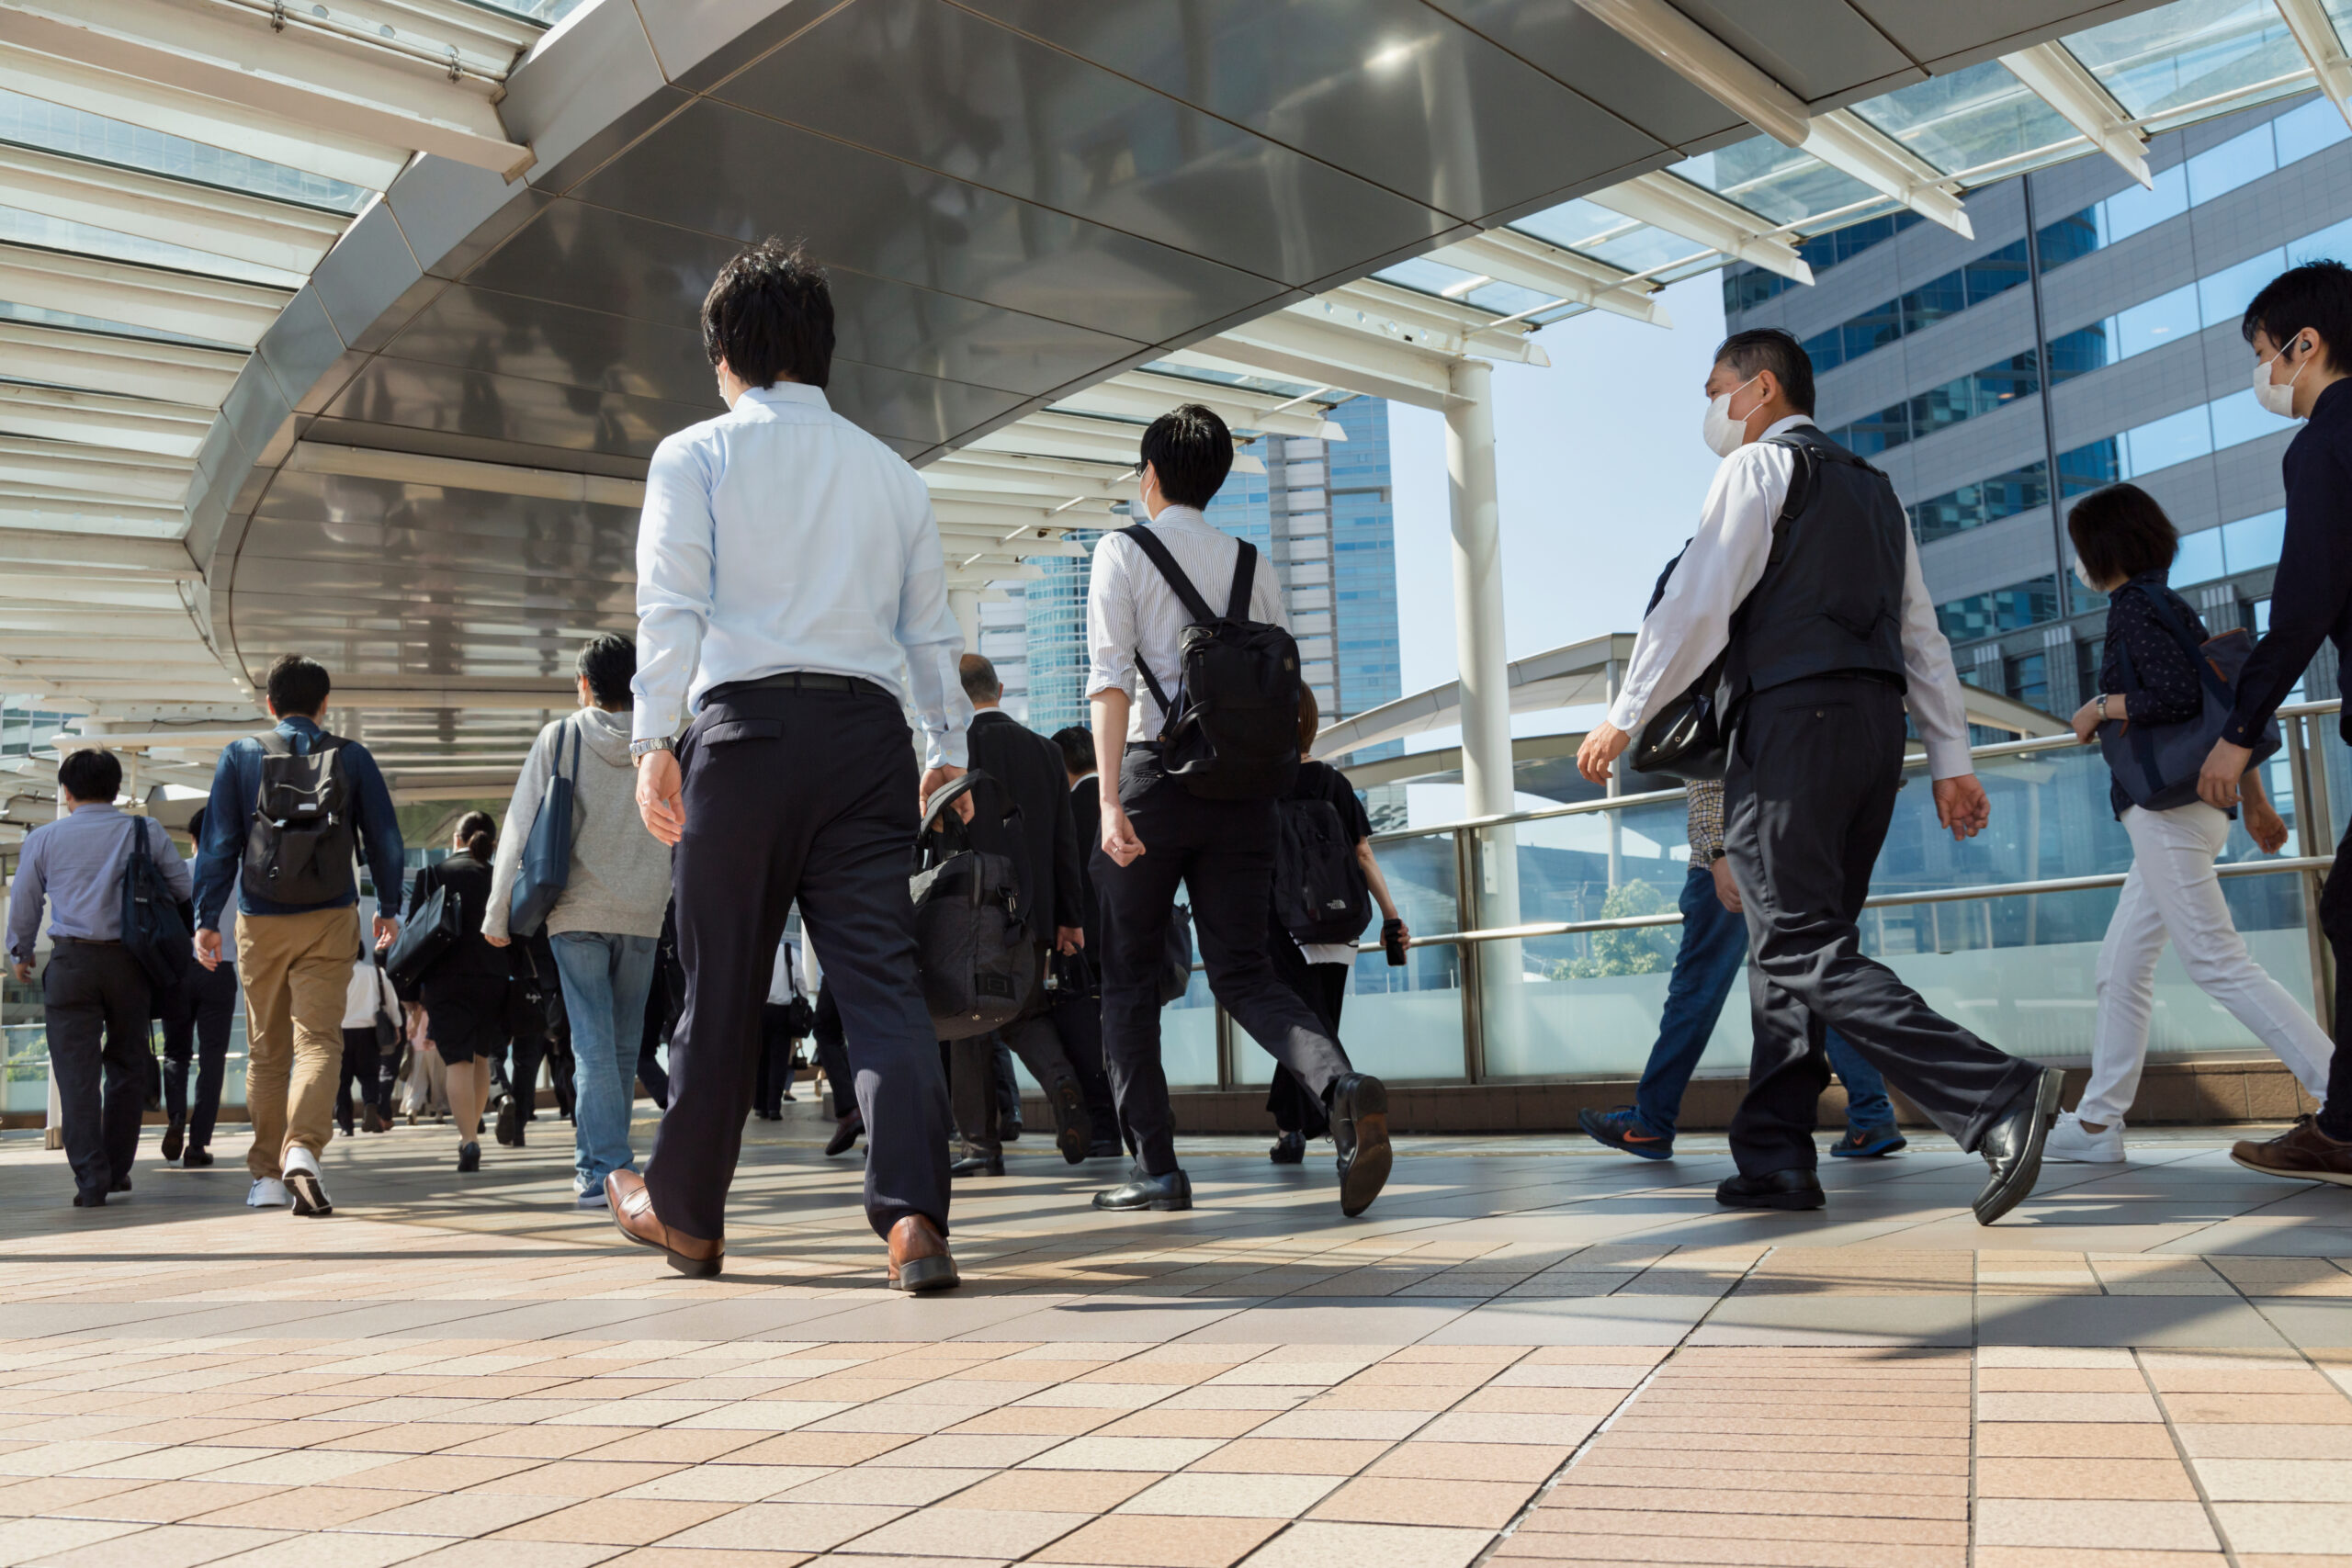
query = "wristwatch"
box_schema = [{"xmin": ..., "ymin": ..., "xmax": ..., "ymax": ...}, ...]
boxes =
[{"xmin": 628, "ymin": 737, "xmax": 673, "ymax": 763}]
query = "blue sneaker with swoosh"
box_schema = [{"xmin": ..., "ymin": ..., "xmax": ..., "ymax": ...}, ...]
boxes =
[{"xmin": 1579, "ymin": 1106, "xmax": 1675, "ymax": 1160}]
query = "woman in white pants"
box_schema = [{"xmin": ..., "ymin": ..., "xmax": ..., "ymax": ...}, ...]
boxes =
[{"xmin": 2052, "ymin": 484, "xmax": 2333, "ymax": 1162}]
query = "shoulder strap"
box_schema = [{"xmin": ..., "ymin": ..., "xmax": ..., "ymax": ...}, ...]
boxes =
[
  {"xmin": 1122, "ymin": 525, "xmax": 1218, "ymax": 625},
  {"xmin": 2127, "ymin": 583, "xmax": 2234, "ymax": 705},
  {"xmin": 1227, "ymin": 538, "xmax": 1259, "ymax": 621}
]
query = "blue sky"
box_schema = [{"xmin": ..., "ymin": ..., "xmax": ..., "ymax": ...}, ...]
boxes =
[{"xmin": 1385, "ymin": 272, "xmax": 1731, "ymax": 705}]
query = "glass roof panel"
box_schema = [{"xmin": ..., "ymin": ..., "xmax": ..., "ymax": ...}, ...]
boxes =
[
  {"xmin": 1138, "ymin": 360, "xmax": 1329, "ymax": 400},
  {"xmin": 466, "ymin": 0, "xmax": 587, "ymax": 20},
  {"xmin": 1510, "ymin": 198, "xmax": 1701, "ymax": 276},
  {"xmin": 1374, "ymin": 255, "xmax": 1493, "ymax": 299},
  {"xmin": 0, "ymin": 88, "xmax": 368, "ymax": 212},
  {"xmin": 0, "ymin": 299, "xmax": 243, "ymax": 353},
  {"xmin": 1849, "ymin": 59, "xmax": 2078, "ymax": 175},
  {"xmin": 0, "ymin": 209, "xmax": 305, "ymax": 289},
  {"xmin": 1672, "ymin": 135, "xmax": 1879, "ymax": 228},
  {"xmin": 2064, "ymin": 0, "xmax": 2306, "ymax": 121}
]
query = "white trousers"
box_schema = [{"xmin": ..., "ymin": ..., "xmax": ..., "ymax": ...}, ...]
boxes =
[{"xmin": 2085, "ymin": 801, "xmax": 2334, "ymax": 1124}]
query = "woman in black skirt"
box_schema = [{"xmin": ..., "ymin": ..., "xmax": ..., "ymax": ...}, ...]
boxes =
[{"xmin": 408, "ymin": 811, "xmax": 510, "ymax": 1172}]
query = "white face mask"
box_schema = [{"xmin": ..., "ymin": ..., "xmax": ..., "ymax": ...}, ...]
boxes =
[
  {"xmin": 2254, "ymin": 336, "xmax": 2312, "ymax": 419},
  {"xmin": 1702, "ymin": 374, "xmax": 1763, "ymax": 457},
  {"xmin": 2072, "ymin": 557, "xmax": 2099, "ymax": 591}
]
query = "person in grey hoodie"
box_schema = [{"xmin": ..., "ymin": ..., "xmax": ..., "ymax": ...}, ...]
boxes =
[{"xmin": 486, "ymin": 634, "xmax": 674, "ymax": 1208}]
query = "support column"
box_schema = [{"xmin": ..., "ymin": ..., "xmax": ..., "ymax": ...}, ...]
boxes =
[
  {"xmin": 947, "ymin": 590, "xmax": 982, "ymax": 657},
  {"xmin": 1446, "ymin": 358, "xmax": 1523, "ymax": 1050}
]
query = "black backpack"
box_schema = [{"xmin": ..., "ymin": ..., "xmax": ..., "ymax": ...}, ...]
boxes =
[
  {"xmin": 119, "ymin": 815, "xmax": 191, "ymax": 994},
  {"xmin": 1274, "ymin": 796, "xmax": 1371, "ymax": 946},
  {"xmin": 1124, "ymin": 525, "xmax": 1301, "ymax": 800},
  {"xmin": 242, "ymin": 730, "xmax": 358, "ymax": 905},
  {"xmin": 910, "ymin": 772, "xmax": 1038, "ymax": 1041}
]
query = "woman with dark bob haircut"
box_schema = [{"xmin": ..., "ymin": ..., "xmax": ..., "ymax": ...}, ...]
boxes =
[{"xmin": 2047, "ymin": 483, "xmax": 2329, "ymax": 1166}]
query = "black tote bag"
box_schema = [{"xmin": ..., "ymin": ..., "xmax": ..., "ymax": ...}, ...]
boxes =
[
  {"xmin": 509, "ymin": 720, "xmax": 580, "ymax": 938},
  {"xmin": 119, "ymin": 816, "xmax": 191, "ymax": 994},
  {"xmin": 386, "ymin": 874, "xmax": 461, "ymax": 988}
]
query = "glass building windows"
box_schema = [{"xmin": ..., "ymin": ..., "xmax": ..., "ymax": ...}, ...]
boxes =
[
  {"xmin": 1939, "ymin": 577, "xmax": 2063, "ymax": 640},
  {"xmin": 1909, "ymin": 462, "xmax": 2052, "ymax": 543},
  {"xmin": 2006, "ymin": 650, "xmax": 2051, "ymax": 707},
  {"xmin": 1828, "ymin": 352, "xmax": 2041, "ymax": 452},
  {"xmin": 1798, "ymin": 242, "xmax": 2033, "ymax": 374},
  {"xmin": 1723, "ymin": 213, "xmax": 1924, "ymax": 311}
]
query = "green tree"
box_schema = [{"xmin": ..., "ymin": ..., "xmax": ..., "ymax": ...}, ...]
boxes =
[{"xmin": 1552, "ymin": 879, "xmax": 1677, "ymax": 979}]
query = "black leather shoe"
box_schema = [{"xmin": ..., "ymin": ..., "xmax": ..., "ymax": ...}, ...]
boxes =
[
  {"xmin": 1053, "ymin": 1081, "xmax": 1092, "ymax": 1166},
  {"xmin": 825, "ymin": 1114, "xmax": 865, "ymax": 1156},
  {"xmin": 161, "ymin": 1116, "xmax": 185, "ymax": 1163},
  {"xmin": 1329, "ymin": 1073, "xmax": 1392, "ymax": 1218},
  {"xmin": 457, "ymin": 1141, "xmax": 481, "ymax": 1173},
  {"xmin": 1092, "ymin": 1168, "xmax": 1192, "ymax": 1211},
  {"xmin": 951, "ymin": 1151, "xmax": 1005, "ymax": 1178},
  {"xmin": 1715, "ymin": 1168, "xmax": 1826, "ymax": 1211},
  {"xmin": 495, "ymin": 1097, "xmax": 522, "ymax": 1147},
  {"xmin": 182, "ymin": 1147, "xmax": 213, "ymax": 1168},
  {"xmin": 1973, "ymin": 1066, "xmax": 2064, "ymax": 1225},
  {"xmin": 108, "ymin": 1176, "xmax": 130, "ymax": 1195},
  {"xmin": 1002, "ymin": 1116, "xmax": 1023, "ymax": 1143},
  {"xmin": 73, "ymin": 1191, "xmax": 106, "ymax": 1208},
  {"xmin": 1088, "ymin": 1138, "xmax": 1124, "ymax": 1159},
  {"xmin": 1269, "ymin": 1131, "xmax": 1306, "ymax": 1165}
]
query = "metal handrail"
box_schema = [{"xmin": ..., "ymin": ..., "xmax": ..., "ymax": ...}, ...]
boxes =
[{"xmin": 1363, "ymin": 697, "xmax": 2346, "ymax": 848}]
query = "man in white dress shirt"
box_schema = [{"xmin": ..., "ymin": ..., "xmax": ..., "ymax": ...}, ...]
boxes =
[
  {"xmin": 1085, "ymin": 405, "xmax": 1391, "ymax": 1218},
  {"xmin": 618, "ymin": 239, "xmax": 968, "ymax": 1291},
  {"xmin": 1577, "ymin": 329, "xmax": 2060, "ymax": 1224}
]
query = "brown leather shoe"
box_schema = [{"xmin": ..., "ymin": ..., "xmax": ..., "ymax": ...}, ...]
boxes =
[
  {"xmin": 2232, "ymin": 1115, "xmax": 2352, "ymax": 1186},
  {"xmin": 886, "ymin": 1213, "xmax": 959, "ymax": 1293},
  {"xmin": 605, "ymin": 1169, "xmax": 724, "ymax": 1278}
]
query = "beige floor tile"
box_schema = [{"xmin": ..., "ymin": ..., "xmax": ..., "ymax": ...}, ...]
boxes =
[
  {"xmin": 399, "ymin": 1542, "xmax": 626, "ymax": 1568},
  {"xmin": 1361, "ymin": 1444, "xmax": 1566, "ymax": 1483},
  {"xmin": 773, "ymin": 1470, "xmax": 992, "ymax": 1507},
  {"xmin": 2173, "ymin": 1426, "xmax": 2352, "ymax": 1459},
  {"xmin": 1309, "ymin": 1477, "xmax": 1533, "ymax": 1529},
  {"xmin": 943, "ymin": 1471, "xmax": 1156, "ymax": 1514},
  {"xmin": 1115, "ymin": 1473, "xmax": 1343, "ymax": 1518},
  {"xmin": 1975, "ymin": 1498, "xmax": 2220, "ymax": 1551},
  {"xmin": 1029, "ymin": 1513, "xmax": 1283, "ymax": 1567},
  {"xmin": 464, "ymin": 1461, "xmax": 684, "ymax": 1498},
  {"xmin": 2211, "ymin": 1504, "xmax": 2352, "ymax": 1554},
  {"xmin": 1023, "ymin": 1438, "xmax": 1227, "ymax": 1472},
  {"xmin": 2164, "ymin": 1395, "xmax": 2352, "ymax": 1425},
  {"xmin": 595, "ymin": 1550, "xmax": 808, "ymax": 1568},
  {"xmin": 1976, "ymin": 1393, "xmax": 2164, "ymax": 1424},
  {"xmin": 1238, "ymin": 1520, "xmax": 1491, "ymax": 1568},
  {"xmin": 64, "ymin": 1482, "xmax": 286, "ymax": 1524},
  {"xmin": 492, "ymin": 1498, "xmax": 739, "ymax": 1546},
  {"xmin": 652, "ymin": 1503, "xmax": 909, "ymax": 1553},
  {"xmin": 1973, "ymin": 1550, "xmax": 2226, "ymax": 1567},
  {"xmin": 1973, "ymin": 1458, "xmax": 2197, "ymax": 1499},
  {"xmin": 189, "ymin": 1485, "xmax": 430, "ymax": 1529},
  {"xmin": 1412, "ymin": 1413, "xmax": 1596, "ymax": 1447},
  {"xmin": 1183, "ymin": 1440, "xmax": 1389, "ymax": 1476},
  {"xmin": 34, "ymin": 1523, "xmax": 293, "ymax": 1568},
  {"xmin": 1975, "ymin": 1425, "xmax": 2183, "ymax": 1459},
  {"xmin": 331, "ymin": 1492, "xmax": 574, "ymax": 1538},
  {"xmin": 845, "ymin": 1507, "xmax": 1091, "ymax": 1558},
  {"xmin": 198, "ymin": 1531, "xmax": 460, "ymax": 1568},
  {"xmin": 2195, "ymin": 1459, "xmax": 2352, "ymax": 1501},
  {"xmin": 0, "ymin": 1517, "xmax": 148, "ymax": 1568}
]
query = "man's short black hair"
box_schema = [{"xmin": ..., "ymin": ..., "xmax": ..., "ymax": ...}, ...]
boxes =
[
  {"xmin": 265, "ymin": 653, "xmax": 331, "ymax": 717},
  {"xmin": 2242, "ymin": 259, "xmax": 2352, "ymax": 372},
  {"xmin": 1713, "ymin": 327, "xmax": 1815, "ymax": 415},
  {"xmin": 576, "ymin": 633, "xmax": 636, "ymax": 709},
  {"xmin": 703, "ymin": 238, "xmax": 834, "ymax": 390},
  {"xmin": 1140, "ymin": 403, "xmax": 1233, "ymax": 510},
  {"xmin": 959, "ymin": 653, "xmax": 1002, "ymax": 704},
  {"xmin": 58, "ymin": 747, "xmax": 121, "ymax": 805},
  {"xmin": 2067, "ymin": 482, "xmax": 2179, "ymax": 587},
  {"xmin": 1052, "ymin": 726, "xmax": 1095, "ymax": 777}
]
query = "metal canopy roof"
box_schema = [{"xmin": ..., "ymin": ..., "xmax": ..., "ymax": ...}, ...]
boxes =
[{"xmin": 4, "ymin": 0, "xmax": 2344, "ymax": 804}]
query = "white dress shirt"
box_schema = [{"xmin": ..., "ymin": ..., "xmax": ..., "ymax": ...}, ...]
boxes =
[
  {"xmin": 1604, "ymin": 414, "xmax": 1975, "ymax": 780},
  {"xmin": 632, "ymin": 382, "xmax": 973, "ymax": 768},
  {"xmin": 1084, "ymin": 504, "xmax": 1289, "ymax": 742}
]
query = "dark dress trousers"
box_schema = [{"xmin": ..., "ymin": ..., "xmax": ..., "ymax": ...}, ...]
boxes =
[
  {"xmin": 160, "ymin": 958, "xmax": 238, "ymax": 1151},
  {"xmin": 1094, "ymin": 748, "xmax": 1352, "ymax": 1176},
  {"xmin": 1056, "ymin": 783, "xmax": 1119, "ymax": 1142},
  {"xmin": 45, "ymin": 941, "xmax": 152, "ymax": 1202},
  {"xmin": 948, "ymin": 709, "xmax": 1086, "ymax": 1158},
  {"xmin": 646, "ymin": 682, "xmax": 953, "ymax": 1241}
]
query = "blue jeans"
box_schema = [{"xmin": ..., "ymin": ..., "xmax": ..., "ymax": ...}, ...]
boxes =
[
  {"xmin": 1631, "ymin": 864, "xmax": 1893, "ymax": 1137},
  {"xmin": 551, "ymin": 931, "xmax": 658, "ymax": 1195}
]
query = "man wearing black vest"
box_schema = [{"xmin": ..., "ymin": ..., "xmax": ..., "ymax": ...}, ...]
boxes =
[
  {"xmin": 944, "ymin": 653, "xmax": 1092, "ymax": 1174},
  {"xmin": 1084, "ymin": 403, "xmax": 1390, "ymax": 1218},
  {"xmin": 1577, "ymin": 330, "xmax": 2059, "ymax": 1224}
]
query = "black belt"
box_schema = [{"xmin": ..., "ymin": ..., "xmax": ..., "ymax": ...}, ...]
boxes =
[
  {"xmin": 707, "ymin": 671, "xmax": 890, "ymax": 704},
  {"xmin": 54, "ymin": 937, "xmax": 121, "ymax": 946},
  {"xmin": 1125, "ymin": 740, "xmax": 1163, "ymax": 754}
]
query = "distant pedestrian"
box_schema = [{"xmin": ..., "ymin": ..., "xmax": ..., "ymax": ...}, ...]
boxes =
[
  {"xmin": 159, "ymin": 806, "xmax": 237, "ymax": 1168},
  {"xmin": 6, "ymin": 747, "xmax": 189, "ymax": 1207},
  {"xmin": 338, "ymin": 927, "xmax": 399, "ymax": 1135},
  {"xmin": 408, "ymin": 813, "xmax": 508, "ymax": 1173}
]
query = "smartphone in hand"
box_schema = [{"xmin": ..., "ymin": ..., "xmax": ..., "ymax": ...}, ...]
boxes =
[{"xmin": 1381, "ymin": 918, "xmax": 1408, "ymax": 967}]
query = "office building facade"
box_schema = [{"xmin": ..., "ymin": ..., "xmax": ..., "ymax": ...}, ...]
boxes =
[
  {"xmin": 1014, "ymin": 399, "xmax": 1403, "ymax": 742},
  {"xmin": 1720, "ymin": 92, "xmax": 2352, "ymax": 719}
]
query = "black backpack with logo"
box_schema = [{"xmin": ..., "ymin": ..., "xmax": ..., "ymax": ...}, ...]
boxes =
[
  {"xmin": 1274, "ymin": 796, "xmax": 1372, "ymax": 946},
  {"xmin": 242, "ymin": 730, "xmax": 358, "ymax": 906},
  {"xmin": 1123, "ymin": 525, "xmax": 1301, "ymax": 800}
]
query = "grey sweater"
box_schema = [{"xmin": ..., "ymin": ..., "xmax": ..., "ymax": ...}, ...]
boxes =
[{"xmin": 485, "ymin": 707, "xmax": 672, "ymax": 941}]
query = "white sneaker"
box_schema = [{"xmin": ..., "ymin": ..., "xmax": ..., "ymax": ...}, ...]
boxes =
[
  {"xmin": 246, "ymin": 1177, "xmax": 291, "ymax": 1208},
  {"xmin": 282, "ymin": 1146, "xmax": 334, "ymax": 1217},
  {"xmin": 2045, "ymin": 1111, "xmax": 2125, "ymax": 1164}
]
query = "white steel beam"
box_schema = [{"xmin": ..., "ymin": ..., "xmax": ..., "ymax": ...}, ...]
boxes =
[
  {"xmin": 1427, "ymin": 231, "xmax": 1672, "ymax": 327},
  {"xmin": 1161, "ymin": 334, "xmax": 1455, "ymax": 412},
  {"xmin": 920, "ymin": 451, "xmax": 1138, "ymax": 499},
  {"xmin": 0, "ymin": 142, "xmax": 349, "ymax": 274},
  {"xmin": 967, "ymin": 411, "xmax": 1268, "ymax": 470},
  {"xmin": 1053, "ymin": 371, "xmax": 1346, "ymax": 439},
  {"xmin": 0, "ymin": 382, "xmax": 217, "ymax": 459},
  {"xmin": 1310, "ymin": 279, "xmax": 1555, "ymax": 361},
  {"xmin": 0, "ymin": 526, "xmax": 198, "ymax": 577},
  {"xmin": 0, "ymin": 243, "xmax": 288, "ymax": 347},
  {"xmin": 1, "ymin": 496, "xmax": 189, "ymax": 535},
  {"xmin": 1570, "ymin": 0, "xmax": 1810, "ymax": 147},
  {"xmin": 0, "ymin": 437, "xmax": 198, "ymax": 504},
  {"xmin": 0, "ymin": 0, "xmax": 532, "ymax": 178},
  {"xmin": 1997, "ymin": 43, "xmax": 2153, "ymax": 187},
  {"xmin": 1802, "ymin": 111, "xmax": 1973, "ymax": 237},
  {"xmin": 0, "ymin": 321, "xmax": 243, "ymax": 407},
  {"xmin": 1582, "ymin": 172, "xmax": 1815, "ymax": 283},
  {"xmin": 2276, "ymin": 0, "xmax": 2352, "ymax": 128},
  {"xmin": 0, "ymin": 40, "xmax": 408, "ymax": 190}
]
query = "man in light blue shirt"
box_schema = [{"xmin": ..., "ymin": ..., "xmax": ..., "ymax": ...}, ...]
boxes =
[
  {"xmin": 6, "ymin": 747, "xmax": 190, "ymax": 1207},
  {"xmin": 612, "ymin": 239, "xmax": 967, "ymax": 1292}
]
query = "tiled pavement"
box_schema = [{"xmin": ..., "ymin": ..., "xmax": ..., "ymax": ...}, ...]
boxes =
[{"xmin": 2, "ymin": 1108, "xmax": 2351, "ymax": 1567}]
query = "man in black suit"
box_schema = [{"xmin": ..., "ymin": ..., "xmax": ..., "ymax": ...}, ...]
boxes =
[
  {"xmin": 945, "ymin": 657, "xmax": 1093, "ymax": 1173},
  {"xmin": 1052, "ymin": 725, "xmax": 1122, "ymax": 1157}
]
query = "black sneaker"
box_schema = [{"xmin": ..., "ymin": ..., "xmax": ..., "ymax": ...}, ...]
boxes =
[
  {"xmin": 1715, "ymin": 1168, "xmax": 1825, "ymax": 1211},
  {"xmin": 1830, "ymin": 1124, "xmax": 1908, "ymax": 1158},
  {"xmin": 161, "ymin": 1116, "xmax": 185, "ymax": 1163},
  {"xmin": 1578, "ymin": 1106, "xmax": 1675, "ymax": 1160}
]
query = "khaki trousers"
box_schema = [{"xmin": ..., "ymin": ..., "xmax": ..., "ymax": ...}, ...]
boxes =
[{"xmin": 237, "ymin": 905, "xmax": 360, "ymax": 1179}]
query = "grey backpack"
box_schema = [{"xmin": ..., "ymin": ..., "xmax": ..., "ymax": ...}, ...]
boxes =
[{"xmin": 910, "ymin": 772, "xmax": 1038, "ymax": 1041}]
